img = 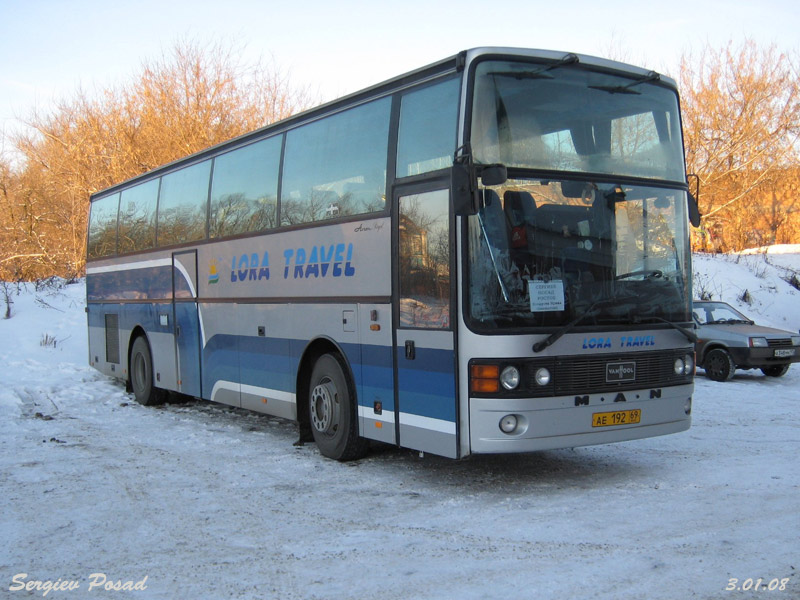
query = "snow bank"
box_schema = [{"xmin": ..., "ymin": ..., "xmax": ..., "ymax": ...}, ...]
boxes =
[
  {"xmin": 693, "ymin": 251, "xmax": 800, "ymax": 332},
  {"xmin": 1, "ymin": 257, "xmax": 798, "ymax": 600}
]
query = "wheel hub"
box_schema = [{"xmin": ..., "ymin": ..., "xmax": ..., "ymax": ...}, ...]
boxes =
[{"xmin": 310, "ymin": 381, "xmax": 338, "ymax": 434}]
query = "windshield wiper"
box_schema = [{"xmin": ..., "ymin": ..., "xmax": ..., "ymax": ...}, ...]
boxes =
[
  {"xmin": 477, "ymin": 210, "xmax": 510, "ymax": 302},
  {"xmin": 531, "ymin": 294, "xmax": 630, "ymax": 353},
  {"xmin": 706, "ymin": 318, "xmax": 753, "ymax": 326},
  {"xmin": 589, "ymin": 70, "xmax": 661, "ymax": 95},
  {"xmin": 491, "ymin": 53, "xmax": 579, "ymax": 81},
  {"xmin": 632, "ymin": 315, "xmax": 698, "ymax": 343},
  {"xmin": 532, "ymin": 308, "xmax": 600, "ymax": 353}
]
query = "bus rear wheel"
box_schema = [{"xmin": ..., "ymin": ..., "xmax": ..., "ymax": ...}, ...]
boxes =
[
  {"xmin": 308, "ymin": 353, "xmax": 368, "ymax": 461},
  {"xmin": 130, "ymin": 336, "xmax": 165, "ymax": 406}
]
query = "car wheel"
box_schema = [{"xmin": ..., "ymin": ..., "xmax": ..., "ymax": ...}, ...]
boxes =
[
  {"xmin": 308, "ymin": 353, "xmax": 368, "ymax": 461},
  {"xmin": 704, "ymin": 348, "xmax": 735, "ymax": 382},
  {"xmin": 761, "ymin": 364, "xmax": 790, "ymax": 377}
]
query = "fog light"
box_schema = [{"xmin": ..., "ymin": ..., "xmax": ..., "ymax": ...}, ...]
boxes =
[
  {"xmin": 535, "ymin": 367, "xmax": 551, "ymax": 386},
  {"xmin": 500, "ymin": 366, "xmax": 520, "ymax": 390},
  {"xmin": 684, "ymin": 398, "xmax": 692, "ymax": 415},
  {"xmin": 684, "ymin": 354, "xmax": 694, "ymax": 375},
  {"xmin": 673, "ymin": 358, "xmax": 685, "ymax": 376},
  {"xmin": 499, "ymin": 414, "xmax": 518, "ymax": 434}
]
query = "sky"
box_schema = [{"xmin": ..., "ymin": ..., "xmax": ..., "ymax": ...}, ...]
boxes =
[{"xmin": 1, "ymin": 0, "xmax": 799, "ymax": 139}]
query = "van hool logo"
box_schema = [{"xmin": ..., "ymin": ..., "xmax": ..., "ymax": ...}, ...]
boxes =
[{"xmin": 606, "ymin": 362, "xmax": 636, "ymax": 383}]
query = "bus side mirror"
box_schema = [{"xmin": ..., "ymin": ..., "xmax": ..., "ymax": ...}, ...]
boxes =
[
  {"xmin": 687, "ymin": 174, "xmax": 701, "ymax": 227},
  {"xmin": 452, "ymin": 162, "xmax": 479, "ymax": 216},
  {"xmin": 688, "ymin": 193, "xmax": 701, "ymax": 227}
]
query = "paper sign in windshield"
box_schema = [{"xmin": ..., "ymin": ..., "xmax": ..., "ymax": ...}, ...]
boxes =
[{"xmin": 529, "ymin": 279, "xmax": 565, "ymax": 312}]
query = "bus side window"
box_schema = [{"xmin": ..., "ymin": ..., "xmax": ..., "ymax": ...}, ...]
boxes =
[
  {"xmin": 399, "ymin": 189, "xmax": 451, "ymax": 329},
  {"xmin": 210, "ymin": 137, "xmax": 281, "ymax": 238},
  {"xmin": 281, "ymin": 96, "xmax": 391, "ymax": 225},
  {"xmin": 118, "ymin": 179, "xmax": 159, "ymax": 253},
  {"xmin": 396, "ymin": 77, "xmax": 459, "ymax": 178},
  {"xmin": 88, "ymin": 192, "xmax": 120, "ymax": 258},
  {"xmin": 157, "ymin": 160, "xmax": 212, "ymax": 247}
]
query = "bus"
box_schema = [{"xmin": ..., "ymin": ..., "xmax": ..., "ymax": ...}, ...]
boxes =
[{"xmin": 86, "ymin": 47, "xmax": 699, "ymax": 461}]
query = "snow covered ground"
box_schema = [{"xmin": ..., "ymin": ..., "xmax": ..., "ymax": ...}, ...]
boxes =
[{"xmin": 1, "ymin": 251, "xmax": 799, "ymax": 600}]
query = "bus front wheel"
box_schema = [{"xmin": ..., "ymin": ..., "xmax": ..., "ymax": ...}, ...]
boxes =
[
  {"xmin": 130, "ymin": 336, "xmax": 165, "ymax": 406},
  {"xmin": 308, "ymin": 353, "xmax": 368, "ymax": 461}
]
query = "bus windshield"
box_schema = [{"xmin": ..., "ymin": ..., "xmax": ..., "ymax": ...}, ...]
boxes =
[
  {"xmin": 470, "ymin": 59, "xmax": 686, "ymax": 182},
  {"xmin": 467, "ymin": 179, "xmax": 691, "ymax": 330}
]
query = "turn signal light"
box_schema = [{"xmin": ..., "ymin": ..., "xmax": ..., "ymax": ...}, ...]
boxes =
[
  {"xmin": 470, "ymin": 364, "xmax": 500, "ymax": 394},
  {"xmin": 471, "ymin": 364, "xmax": 499, "ymax": 379}
]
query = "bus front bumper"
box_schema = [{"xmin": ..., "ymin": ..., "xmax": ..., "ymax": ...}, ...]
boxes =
[{"xmin": 468, "ymin": 384, "xmax": 693, "ymax": 454}]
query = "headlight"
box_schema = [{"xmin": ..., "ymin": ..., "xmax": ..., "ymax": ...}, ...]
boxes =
[
  {"xmin": 674, "ymin": 358, "xmax": 685, "ymax": 375},
  {"xmin": 749, "ymin": 337, "xmax": 768, "ymax": 348},
  {"xmin": 534, "ymin": 367, "xmax": 551, "ymax": 386},
  {"xmin": 684, "ymin": 354, "xmax": 694, "ymax": 375},
  {"xmin": 792, "ymin": 336, "xmax": 800, "ymax": 346},
  {"xmin": 500, "ymin": 366, "xmax": 520, "ymax": 390}
]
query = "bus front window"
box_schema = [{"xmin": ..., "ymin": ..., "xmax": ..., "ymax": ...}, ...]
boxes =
[
  {"xmin": 469, "ymin": 59, "xmax": 686, "ymax": 182},
  {"xmin": 467, "ymin": 179, "xmax": 691, "ymax": 330}
]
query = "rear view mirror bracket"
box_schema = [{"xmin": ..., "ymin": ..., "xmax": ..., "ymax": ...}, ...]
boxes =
[
  {"xmin": 452, "ymin": 145, "xmax": 479, "ymax": 215},
  {"xmin": 452, "ymin": 144, "xmax": 508, "ymax": 216}
]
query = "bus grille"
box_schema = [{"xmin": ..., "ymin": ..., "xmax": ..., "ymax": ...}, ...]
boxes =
[
  {"xmin": 552, "ymin": 350, "xmax": 689, "ymax": 396},
  {"xmin": 472, "ymin": 349, "xmax": 693, "ymax": 399}
]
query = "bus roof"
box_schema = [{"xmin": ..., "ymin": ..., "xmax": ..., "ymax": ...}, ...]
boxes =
[{"xmin": 90, "ymin": 47, "xmax": 676, "ymax": 201}]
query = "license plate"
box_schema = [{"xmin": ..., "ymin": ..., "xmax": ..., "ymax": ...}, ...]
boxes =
[
  {"xmin": 592, "ymin": 409, "xmax": 642, "ymax": 427},
  {"xmin": 774, "ymin": 349, "xmax": 796, "ymax": 358}
]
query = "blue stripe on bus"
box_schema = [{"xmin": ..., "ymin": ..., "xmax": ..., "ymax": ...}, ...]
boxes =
[
  {"xmin": 201, "ymin": 334, "xmax": 240, "ymax": 395},
  {"xmin": 398, "ymin": 346, "xmax": 457, "ymax": 423},
  {"xmin": 357, "ymin": 344, "xmax": 394, "ymax": 413},
  {"xmin": 87, "ymin": 265, "xmax": 192, "ymax": 301},
  {"xmin": 87, "ymin": 302, "xmax": 171, "ymax": 334},
  {"xmin": 89, "ymin": 302, "xmax": 453, "ymax": 425},
  {"xmin": 174, "ymin": 302, "xmax": 201, "ymax": 397},
  {"xmin": 239, "ymin": 335, "xmax": 295, "ymax": 394}
]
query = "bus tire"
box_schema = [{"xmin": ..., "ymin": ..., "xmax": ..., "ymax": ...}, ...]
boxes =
[
  {"xmin": 704, "ymin": 348, "xmax": 735, "ymax": 382},
  {"xmin": 130, "ymin": 336, "xmax": 165, "ymax": 406},
  {"xmin": 308, "ymin": 353, "xmax": 368, "ymax": 461}
]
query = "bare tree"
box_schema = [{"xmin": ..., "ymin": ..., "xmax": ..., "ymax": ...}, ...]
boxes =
[
  {"xmin": 680, "ymin": 40, "xmax": 800, "ymax": 250},
  {"xmin": 1, "ymin": 39, "xmax": 314, "ymax": 280}
]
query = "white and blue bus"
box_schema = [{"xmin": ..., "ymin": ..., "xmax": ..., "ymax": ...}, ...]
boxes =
[{"xmin": 87, "ymin": 47, "xmax": 699, "ymax": 461}]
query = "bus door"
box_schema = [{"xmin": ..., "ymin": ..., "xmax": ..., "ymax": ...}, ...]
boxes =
[
  {"xmin": 394, "ymin": 184, "xmax": 459, "ymax": 458},
  {"xmin": 172, "ymin": 250, "xmax": 202, "ymax": 398}
]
